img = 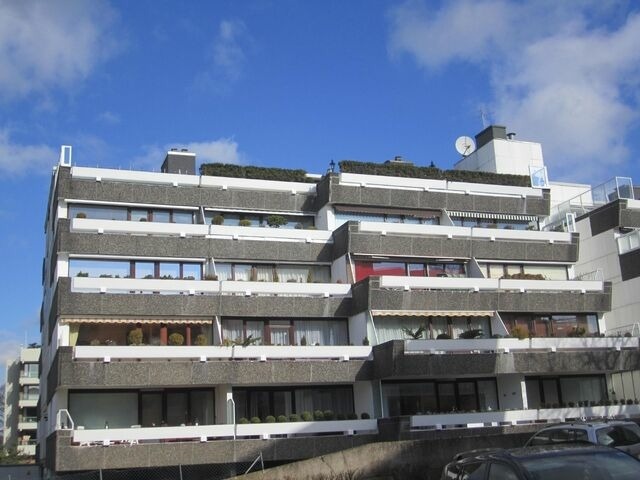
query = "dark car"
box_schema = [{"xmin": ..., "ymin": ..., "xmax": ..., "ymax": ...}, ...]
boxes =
[
  {"xmin": 441, "ymin": 444, "xmax": 640, "ymax": 479},
  {"xmin": 524, "ymin": 421, "xmax": 640, "ymax": 457}
]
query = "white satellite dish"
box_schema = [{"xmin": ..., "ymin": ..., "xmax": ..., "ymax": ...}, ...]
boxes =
[{"xmin": 455, "ymin": 136, "xmax": 476, "ymax": 156}]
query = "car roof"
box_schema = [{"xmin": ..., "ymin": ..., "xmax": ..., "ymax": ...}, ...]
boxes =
[
  {"xmin": 452, "ymin": 443, "xmax": 614, "ymax": 466},
  {"xmin": 535, "ymin": 420, "xmax": 637, "ymax": 430}
]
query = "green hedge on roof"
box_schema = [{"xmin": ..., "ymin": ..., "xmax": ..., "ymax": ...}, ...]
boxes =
[
  {"xmin": 200, "ymin": 163, "xmax": 317, "ymax": 183},
  {"xmin": 338, "ymin": 160, "xmax": 531, "ymax": 187}
]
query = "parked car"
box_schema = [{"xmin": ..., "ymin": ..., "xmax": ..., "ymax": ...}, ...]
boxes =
[
  {"xmin": 441, "ymin": 444, "xmax": 640, "ymax": 479},
  {"xmin": 525, "ymin": 421, "xmax": 640, "ymax": 457}
]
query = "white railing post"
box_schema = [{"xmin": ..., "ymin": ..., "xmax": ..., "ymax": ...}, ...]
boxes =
[{"xmin": 56, "ymin": 409, "xmax": 74, "ymax": 430}]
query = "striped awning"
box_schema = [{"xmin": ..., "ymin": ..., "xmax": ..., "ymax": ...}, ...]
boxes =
[
  {"xmin": 447, "ymin": 211, "xmax": 538, "ymax": 221},
  {"xmin": 371, "ymin": 310, "xmax": 494, "ymax": 317},
  {"xmin": 334, "ymin": 205, "xmax": 440, "ymax": 218},
  {"xmin": 60, "ymin": 317, "xmax": 212, "ymax": 325}
]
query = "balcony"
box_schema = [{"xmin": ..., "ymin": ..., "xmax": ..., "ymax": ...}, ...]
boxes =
[
  {"xmin": 18, "ymin": 420, "xmax": 38, "ymax": 430},
  {"xmin": 17, "ymin": 444, "xmax": 36, "ymax": 456},
  {"xmin": 410, "ymin": 404, "xmax": 640, "ymax": 431},
  {"xmin": 73, "ymin": 345, "xmax": 372, "ymax": 362},
  {"xmin": 378, "ymin": 275, "xmax": 604, "ymax": 293},
  {"xmin": 403, "ymin": 336, "xmax": 638, "ymax": 354},
  {"xmin": 66, "ymin": 419, "xmax": 378, "ymax": 446},
  {"xmin": 70, "ymin": 217, "xmax": 332, "ymax": 243},
  {"xmin": 70, "ymin": 277, "xmax": 350, "ymax": 297}
]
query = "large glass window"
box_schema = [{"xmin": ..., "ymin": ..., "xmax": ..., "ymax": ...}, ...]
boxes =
[
  {"xmin": 354, "ymin": 260, "xmax": 466, "ymax": 282},
  {"xmin": 70, "ymin": 259, "xmax": 130, "ymax": 278},
  {"xmin": 526, "ymin": 375, "xmax": 606, "ymax": 407},
  {"xmin": 383, "ymin": 379, "xmax": 498, "ymax": 416},
  {"xmin": 69, "ymin": 204, "xmax": 127, "ymax": 221},
  {"xmin": 234, "ymin": 386, "xmax": 354, "ymax": 421},
  {"xmin": 222, "ymin": 318, "xmax": 348, "ymax": 346},
  {"xmin": 502, "ymin": 313, "xmax": 599, "ymax": 337}
]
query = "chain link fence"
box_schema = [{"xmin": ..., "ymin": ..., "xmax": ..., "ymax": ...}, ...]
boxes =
[{"xmin": 55, "ymin": 460, "xmax": 259, "ymax": 480}]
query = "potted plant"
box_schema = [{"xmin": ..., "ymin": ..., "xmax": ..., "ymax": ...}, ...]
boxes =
[
  {"xmin": 194, "ymin": 334, "xmax": 208, "ymax": 346},
  {"xmin": 402, "ymin": 326, "xmax": 426, "ymax": 339},
  {"xmin": 127, "ymin": 328, "xmax": 143, "ymax": 345},
  {"xmin": 212, "ymin": 215, "xmax": 224, "ymax": 225},
  {"xmin": 266, "ymin": 215, "xmax": 287, "ymax": 228},
  {"xmin": 168, "ymin": 333, "xmax": 184, "ymax": 345},
  {"xmin": 239, "ymin": 219, "xmax": 252, "ymax": 227}
]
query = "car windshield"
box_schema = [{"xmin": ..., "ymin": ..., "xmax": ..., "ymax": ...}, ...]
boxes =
[
  {"xmin": 596, "ymin": 424, "xmax": 640, "ymax": 447},
  {"xmin": 521, "ymin": 450, "xmax": 640, "ymax": 480}
]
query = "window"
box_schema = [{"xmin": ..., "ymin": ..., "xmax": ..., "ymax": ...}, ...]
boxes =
[
  {"xmin": 222, "ymin": 318, "xmax": 348, "ymax": 346},
  {"xmin": 488, "ymin": 463, "xmax": 519, "ymax": 480},
  {"xmin": 597, "ymin": 425, "xmax": 640, "ymax": 447}
]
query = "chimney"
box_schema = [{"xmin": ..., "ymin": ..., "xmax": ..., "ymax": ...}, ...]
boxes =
[
  {"xmin": 161, "ymin": 149, "xmax": 196, "ymax": 175},
  {"xmin": 475, "ymin": 125, "xmax": 507, "ymax": 150}
]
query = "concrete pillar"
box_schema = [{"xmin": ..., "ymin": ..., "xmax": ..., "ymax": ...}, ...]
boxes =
[
  {"xmin": 354, "ymin": 381, "xmax": 375, "ymax": 419},
  {"xmin": 215, "ymin": 385, "xmax": 233, "ymax": 424}
]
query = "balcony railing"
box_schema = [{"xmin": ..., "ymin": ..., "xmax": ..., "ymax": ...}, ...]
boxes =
[
  {"xmin": 410, "ymin": 404, "xmax": 640, "ymax": 430},
  {"xmin": 70, "ymin": 277, "xmax": 351, "ymax": 297},
  {"xmin": 338, "ymin": 173, "xmax": 542, "ymax": 199},
  {"xmin": 71, "ymin": 218, "xmax": 332, "ymax": 243},
  {"xmin": 69, "ymin": 419, "xmax": 378, "ymax": 446},
  {"xmin": 73, "ymin": 345, "xmax": 372, "ymax": 362},
  {"xmin": 404, "ymin": 337, "xmax": 638, "ymax": 354},
  {"xmin": 617, "ymin": 229, "xmax": 640, "ymax": 255},
  {"xmin": 378, "ymin": 276, "xmax": 604, "ymax": 293},
  {"xmin": 71, "ymin": 166, "xmax": 317, "ymax": 194},
  {"xmin": 358, "ymin": 222, "xmax": 571, "ymax": 243}
]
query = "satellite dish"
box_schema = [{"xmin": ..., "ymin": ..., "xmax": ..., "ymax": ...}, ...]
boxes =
[{"xmin": 455, "ymin": 136, "xmax": 476, "ymax": 156}]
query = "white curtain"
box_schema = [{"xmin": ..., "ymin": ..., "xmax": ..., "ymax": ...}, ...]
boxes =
[
  {"xmin": 234, "ymin": 265, "xmax": 252, "ymax": 281},
  {"xmin": 431, "ymin": 317, "xmax": 448, "ymax": 338},
  {"xmin": 468, "ymin": 317, "xmax": 490, "ymax": 338},
  {"xmin": 270, "ymin": 328, "xmax": 289, "ymax": 345},
  {"xmin": 222, "ymin": 320, "xmax": 243, "ymax": 343},
  {"xmin": 246, "ymin": 321, "xmax": 263, "ymax": 344},
  {"xmin": 215, "ymin": 263, "xmax": 233, "ymax": 281},
  {"xmin": 311, "ymin": 266, "xmax": 331, "ymax": 283},
  {"xmin": 255, "ymin": 265, "xmax": 273, "ymax": 281},
  {"xmin": 451, "ymin": 318, "xmax": 467, "ymax": 339},
  {"xmin": 294, "ymin": 320, "xmax": 348, "ymax": 345},
  {"xmin": 277, "ymin": 266, "xmax": 308, "ymax": 283},
  {"xmin": 375, "ymin": 316, "xmax": 428, "ymax": 343}
]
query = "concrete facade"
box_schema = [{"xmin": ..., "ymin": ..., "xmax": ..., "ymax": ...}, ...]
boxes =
[{"xmin": 39, "ymin": 135, "xmax": 630, "ymax": 476}]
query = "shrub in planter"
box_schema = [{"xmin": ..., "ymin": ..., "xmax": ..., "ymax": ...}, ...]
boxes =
[
  {"xmin": 76, "ymin": 271, "xmax": 89, "ymax": 277},
  {"xmin": 567, "ymin": 326, "xmax": 586, "ymax": 337},
  {"xmin": 301, "ymin": 411, "xmax": 313, "ymax": 422},
  {"xmin": 300, "ymin": 335, "xmax": 307, "ymax": 346},
  {"xmin": 347, "ymin": 413, "xmax": 358, "ymax": 420},
  {"xmin": 266, "ymin": 215, "xmax": 288, "ymax": 228},
  {"xmin": 288, "ymin": 414, "xmax": 300, "ymax": 422},
  {"xmin": 313, "ymin": 410, "xmax": 324, "ymax": 421},
  {"xmin": 212, "ymin": 215, "xmax": 224, "ymax": 225},
  {"xmin": 265, "ymin": 415, "xmax": 276, "ymax": 423},
  {"xmin": 250, "ymin": 417, "xmax": 261, "ymax": 424},
  {"xmin": 239, "ymin": 219, "xmax": 252, "ymax": 227},
  {"xmin": 238, "ymin": 417, "xmax": 249, "ymax": 424},
  {"xmin": 627, "ymin": 399, "xmax": 634, "ymax": 405},
  {"xmin": 604, "ymin": 400, "xmax": 612, "ymax": 406},
  {"xmin": 127, "ymin": 328, "xmax": 143, "ymax": 345},
  {"xmin": 75, "ymin": 212, "xmax": 87, "ymax": 219},
  {"xmin": 295, "ymin": 223, "xmax": 304, "ymax": 229},
  {"xmin": 436, "ymin": 333, "xmax": 451, "ymax": 340},
  {"xmin": 362, "ymin": 337, "xmax": 370, "ymax": 346},
  {"xmin": 336, "ymin": 413, "xmax": 346, "ymax": 420},
  {"xmin": 361, "ymin": 412, "xmax": 370, "ymax": 419},
  {"xmin": 510, "ymin": 325, "xmax": 529, "ymax": 340},
  {"xmin": 459, "ymin": 329, "xmax": 483, "ymax": 339},
  {"xmin": 90, "ymin": 339, "xmax": 101, "ymax": 346},
  {"xmin": 168, "ymin": 333, "xmax": 184, "ymax": 345},
  {"xmin": 194, "ymin": 334, "xmax": 208, "ymax": 346},
  {"xmin": 323, "ymin": 410, "xmax": 335, "ymax": 421},
  {"xmin": 568, "ymin": 402, "xmax": 575, "ymax": 408},
  {"xmin": 277, "ymin": 415, "xmax": 288, "ymax": 423}
]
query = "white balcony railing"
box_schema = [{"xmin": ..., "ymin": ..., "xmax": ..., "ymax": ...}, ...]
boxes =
[
  {"xmin": 379, "ymin": 276, "xmax": 604, "ymax": 293},
  {"xmin": 339, "ymin": 173, "xmax": 543, "ymax": 199},
  {"xmin": 70, "ymin": 277, "xmax": 351, "ymax": 297},
  {"xmin": 70, "ymin": 419, "xmax": 378, "ymax": 445},
  {"xmin": 404, "ymin": 337, "xmax": 638, "ymax": 354},
  {"xmin": 410, "ymin": 404, "xmax": 640, "ymax": 430},
  {"xmin": 71, "ymin": 218, "xmax": 333, "ymax": 243},
  {"xmin": 71, "ymin": 166, "xmax": 317, "ymax": 194},
  {"xmin": 358, "ymin": 222, "xmax": 571, "ymax": 243},
  {"xmin": 73, "ymin": 345, "xmax": 373, "ymax": 361},
  {"xmin": 617, "ymin": 229, "xmax": 640, "ymax": 255}
]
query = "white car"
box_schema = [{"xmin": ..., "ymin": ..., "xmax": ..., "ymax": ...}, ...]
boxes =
[{"xmin": 525, "ymin": 421, "xmax": 640, "ymax": 457}]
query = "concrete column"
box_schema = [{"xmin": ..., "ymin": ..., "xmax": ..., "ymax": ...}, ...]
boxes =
[
  {"xmin": 353, "ymin": 381, "xmax": 375, "ymax": 419},
  {"xmin": 215, "ymin": 385, "xmax": 233, "ymax": 424}
]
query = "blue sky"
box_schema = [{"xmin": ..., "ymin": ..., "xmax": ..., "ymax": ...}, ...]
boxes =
[{"xmin": 1, "ymin": 0, "xmax": 639, "ymax": 372}]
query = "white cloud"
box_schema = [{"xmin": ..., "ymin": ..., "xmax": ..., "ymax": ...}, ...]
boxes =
[
  {"xmin": 388, "ymin": 1, "xmax": 640, "ymax": 181},
  {"xmin": 0, "ymin": 130, "xmax": 57, "ymax": 176},
  {"xmin": 213, "ymin": 20, "xmax": 249, "ymax": 81},
  {"xmin": 193, "ymin": 19, "xmax": 252, "ymax": 93},
  {"xmin": 133, "ymin": 138, "xmax": 244, "ymax": 170},
  {"xmin": 0, "ymin": 0, "xmax": 118, "ymax": 99},
  {"xmin": 98, "ymin": 111, "xmax": 120, "ymax": 125}
]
